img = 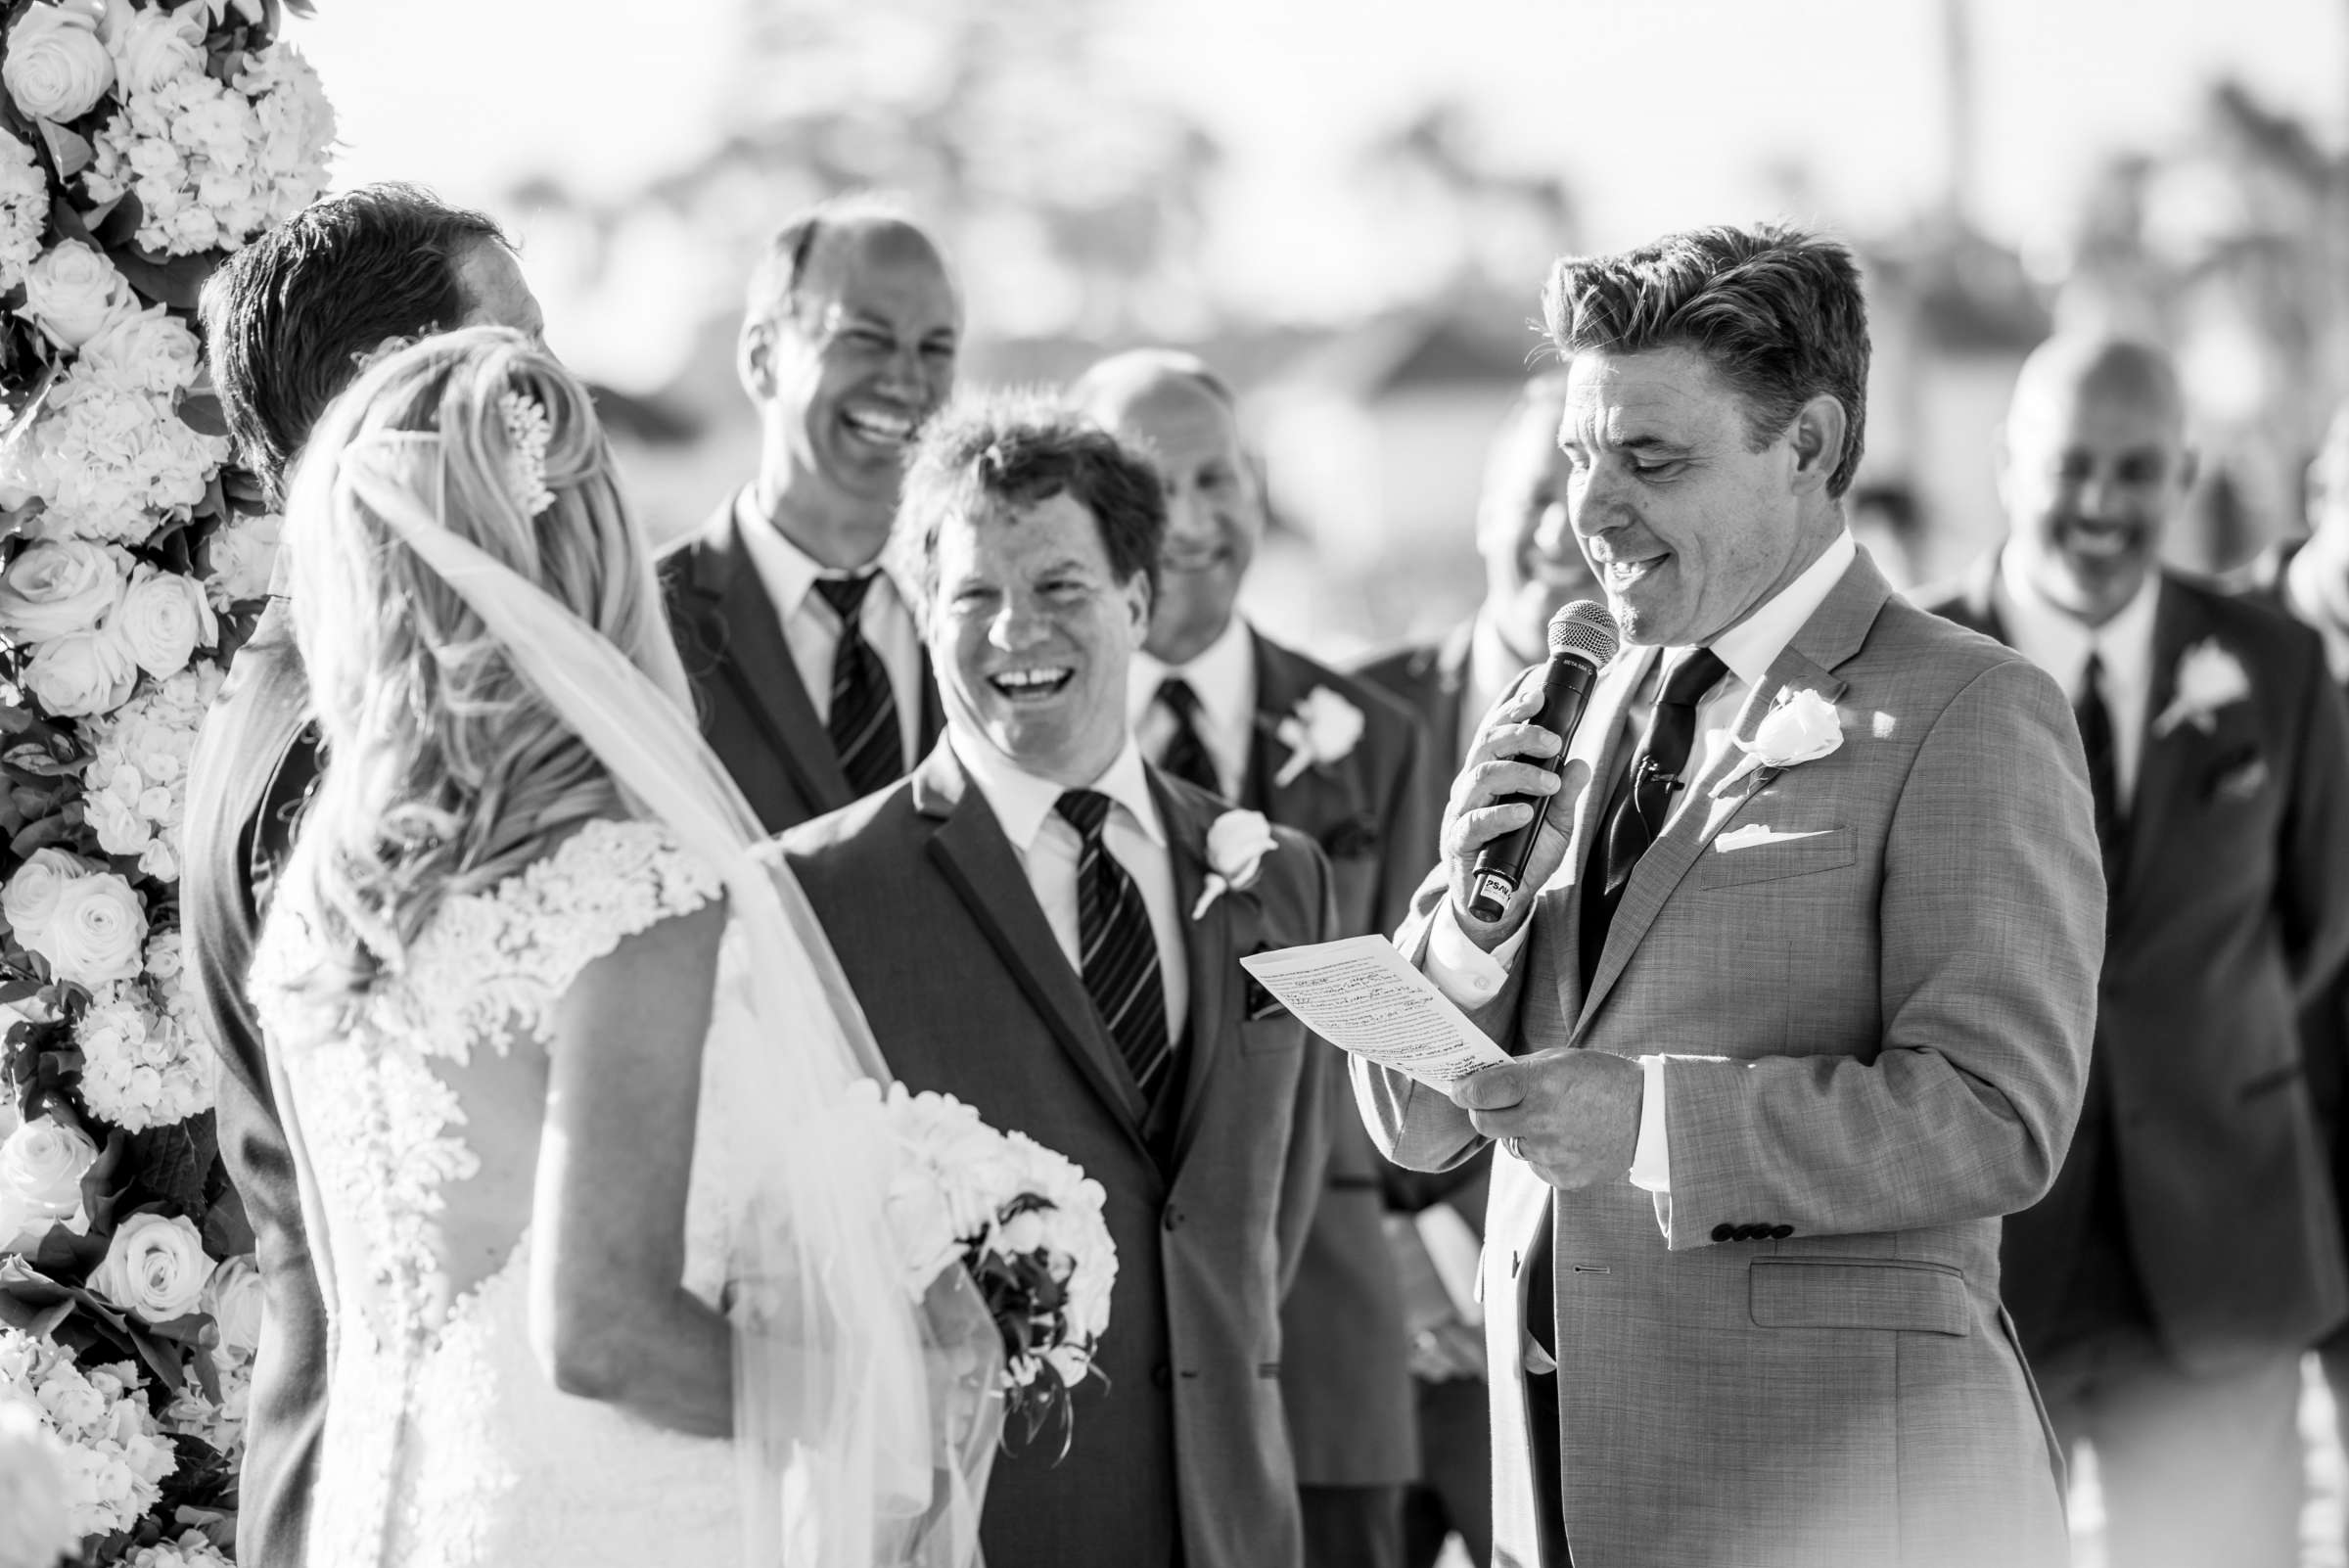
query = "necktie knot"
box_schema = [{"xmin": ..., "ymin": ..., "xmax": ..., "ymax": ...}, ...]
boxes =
[
  {"xmin": 1157, "ymin": 676, "xmax": 1203, "ymax": 719},
  {"xmin": 2078, "ymin": 650, "xmax": 2106, "ymax": 704},
  {"xmin": 1056, "ymin": 788, "xmax": 1114, "ymax": 841},
  {"xmin": 812, "ymin": 573, "xmax": 877, "ymax": 623},
  {"xmin": 1661, "ymin": 647, "xmax": 1728, "ymax": 708}
]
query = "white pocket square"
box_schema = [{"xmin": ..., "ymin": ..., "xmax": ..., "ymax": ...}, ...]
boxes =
[{"xmin": 1714, "ymin": 824, "xmax": 1836, "ymax": 853}]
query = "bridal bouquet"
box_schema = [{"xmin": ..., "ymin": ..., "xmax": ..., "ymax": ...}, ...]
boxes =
[
  {"xmin": 860, "ymin": 1082, "xmax": 1119, "ymax": 1455},
  {"xmin": 0, "ymin": 1, "xmax": 334, "ymax": 1562}
]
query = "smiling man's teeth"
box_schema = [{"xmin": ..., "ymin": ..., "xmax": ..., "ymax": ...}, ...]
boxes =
[
  {"xmin": 992, "ymin": 668, "xmax": 1071, "ymax": 694},
  {"xmin": 843, "ymin": 407, "xmax": 917, "ymax": 443}
]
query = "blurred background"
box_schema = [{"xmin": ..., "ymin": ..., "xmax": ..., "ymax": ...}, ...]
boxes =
[{"xmin": 300, "ymin": 0, "xmax": 2349, "ymax": 662}]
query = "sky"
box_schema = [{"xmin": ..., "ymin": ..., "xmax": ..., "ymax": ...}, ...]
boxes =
[{"xmin": 293, "ymin": 0, "xmax": 2349, "ymax": 390}]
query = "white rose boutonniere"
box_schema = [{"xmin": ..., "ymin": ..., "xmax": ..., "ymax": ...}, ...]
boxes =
[
  {"xmin": 1194, "ymin": 808, "xmax": 1276, "ymax": 919},
  {"xmin": 1271, "ymin": 686, "xmax": 1365, "ymax": 788},
  {"xmin": 2152, "ymin": 639, "xmax": 2251, "ymax": 738},
  {"xmin": 1719, "ymin": 687, "xmax": 1843, "ymax": 793}
]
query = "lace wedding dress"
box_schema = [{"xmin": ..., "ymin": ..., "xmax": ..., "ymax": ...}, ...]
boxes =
[{"xmin": 252, "ymin": 817, "xmax": 754, "ymax": 1567}]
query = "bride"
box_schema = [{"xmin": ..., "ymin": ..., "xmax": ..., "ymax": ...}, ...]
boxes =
[{"xmin": 248, "ymin": 327, "xmax": 994, "ymax": 1566}]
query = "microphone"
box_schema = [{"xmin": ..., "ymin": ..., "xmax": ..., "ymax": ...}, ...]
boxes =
[{"xmin": 1466, "ymin": 600, "xmax": 1622, "ymax": 923}]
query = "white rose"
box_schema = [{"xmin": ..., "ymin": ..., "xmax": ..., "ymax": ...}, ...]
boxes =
[
  {"xmin": 0, "ymin": 1115, "xmax": 98, "ymax": 1229},
  {"xmin": 22, "ymin": 625, "xmax": 137, "ymax": 716},
  {"xmin": 90, "ymin": 1211, "xmax": 211, "ymax": 1321},
  {"xmin": 1205, "ymin": 808, "xmax": 1277, "ymax": 891},
  {"xmin": 3, "ymin": 847, "xmax": 93, "ymax": 948},
  {"xmin": 16, "ymin": 240, "xmax": 136, "ymax": 351},
  {"xmin": 2, "ymin": 3, "xmax": 115, "ymax": 122},
  {"xmin": 202, "ymin": 512, "xmax": 281, "ymax": 608},
  {"xmin": 0, "ymin": 539, "xmax": 130, "ymax": 642},
  {"xmin": 76, "ymin": 304, "xmax": 201, "ymax": 396},
  {"xmin": 0, "ymin": 1400, "xmax": 78, "ymax": 1568},
  {"xmin": 106, "ymin": 0, "xmax": 204, "ymax": 97},
  {"xmin": 42, "ymin": 872, "xmax": 147, "ymax": 986},
  {"xmin": 1742, "ymin": 687, "xmax": 1844, "ymax": 770},
  {"xmin": 201, "ymin": 1254, "xmax": 263, "ymax": 1358},
  {"xmin": 108, "ymin": 565, "xmax": 213, "ymax": 678}
]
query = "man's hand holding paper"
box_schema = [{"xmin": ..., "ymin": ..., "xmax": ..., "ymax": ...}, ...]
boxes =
[{"xmin": 1451, "ymin": 1049, "xmax": 1643, "ymax": 1193}]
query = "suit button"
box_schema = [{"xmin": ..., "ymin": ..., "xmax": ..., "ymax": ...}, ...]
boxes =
[
  {"xmin": 1711, "ymin": 1223, "xmax": 1735, "ymax": 1243},
  {"xmin": 1771, "ymin": 1224, "xmax": 1793, "ymax": 1239},
  {"xmin": 1152, "ymin": 1362, "xmax": 1174, "ymax": 1390},
  {"xmin": 1163, "ymin": 1206, "xmax": 1185, "ymax": 1231}
]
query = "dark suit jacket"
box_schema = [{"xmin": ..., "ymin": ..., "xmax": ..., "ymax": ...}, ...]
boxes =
[
  {"xmin": 1247, "ymin": 633, "xmax": 1431, "ymax": 1487},
  {"xmin": 179, "ymin": 603, "xmax": 324, "ymax": 1568},
  {"xmin": 1356, "ymin": 622, "xmax": 1475, "ymax": 882},
  {"xmin": 1927, "ymin": 563, "xmax": 2349, "ymax": 1372},
  {"xmin": 781, "ymin": 742, "xmax": 1336, "ymax": 1568},
  {"xmin": 663, "ymin": 494, "xmax": 942, "ymax": 834}
]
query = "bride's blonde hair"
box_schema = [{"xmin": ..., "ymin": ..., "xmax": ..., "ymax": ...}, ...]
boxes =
[{"xmin": 280, "ymin": 326, "xmax": 686, "ymax": 1018}]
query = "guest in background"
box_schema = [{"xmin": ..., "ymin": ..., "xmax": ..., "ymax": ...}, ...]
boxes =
[
  {"xmin": 1847, "ymin": 480, "xmax": 1927, "ymax": 591},
  {"xmin": 1923, "ymin": 338, "xmax": 2349, "ymax": 1568},
  {"xmin": 780, "ymin": 396, "xmax": 1334, "ymax": 1568},
  {"xmin": 1076, "ymin": 349, "xmax": 1431, "ymax": 1568},
  {"xmin": 189, "ymin": 182, "xmax": 546, "ymax": 1568},
  {"xmin": 665, "ymin": 196, "xmax": 958, "ymax": 831}
]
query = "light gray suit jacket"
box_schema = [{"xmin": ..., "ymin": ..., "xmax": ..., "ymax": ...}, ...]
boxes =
[{"xmin": 1357, "ymin": 554, "xmax": 2102, "ymax": 1568}]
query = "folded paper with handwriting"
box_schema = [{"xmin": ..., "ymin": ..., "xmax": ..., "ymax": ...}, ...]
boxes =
[{"xmin": 1238, "ymin": 935, "xmax": 1512, "ymax": 1090}]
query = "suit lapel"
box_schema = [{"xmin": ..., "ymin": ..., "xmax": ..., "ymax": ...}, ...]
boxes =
[
  {"xmin": 2116, "ymin": 576, "xmax": 2197, "ymax": 922},
  {"xmin": 1245, "ymin": 632, "xmax": 1368, "ymax": 822},
  {"xmin": 913, "ymin": 744, "xmax": 1154, "ymax": 1145},
  {"xmin": 1575, "ymin": 556, "xmax": 1889, "ymax": 1034},
  {"xmin": 1430, "ymin": 621, "xmax": 1474, "ymax": 767},
  {"xmin": 690, "ymin": 498, "xmax": 854, "ymax": 813},
  {"xmin": 1153, "ymin": 773, "xmax": 1238, "ymax": 1172}
]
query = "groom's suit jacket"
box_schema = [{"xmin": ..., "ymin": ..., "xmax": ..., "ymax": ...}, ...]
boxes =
[
  {"xmin": 1358, "ymin": 553, "xmax": 2101, "ymax": 1568},
  {"xmin": 1246, "ymin": 632, "xmax": 1430, "ymax": 1489},
  {"xmin": 1928, "ymin": 563, "xmax": 2349, "ymax": 1371},
  {"xmin": 664, "ymin": 494, "xmax": 943, "ymax": 833},
  {"xmin": 181, "ymin": 603, "xmax": 325, "ymax": 1568},
  {"xmin": 781, "ymin": 742, "xmax": 1337, "ymax": 1568}
]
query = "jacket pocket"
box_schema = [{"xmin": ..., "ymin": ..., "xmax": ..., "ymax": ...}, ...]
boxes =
[
  {"xmin": 1240, "ymin": 1015, "xmax": 1302, "ymax": 1055},
  {"xmin": 1692, "ymin": 826, "xmax": 1855, "ymax": 890},
  {"xmin": 1747, "ymin": 1256, "xmax": 1970, "ymax": 1336}
]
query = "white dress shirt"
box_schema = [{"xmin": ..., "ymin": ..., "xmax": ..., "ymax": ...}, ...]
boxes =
[
  {"xmin": 1130, "ymin": 616, "xmax": 1258, "ymax": 800},
  {"xmin": 735, "ymin": 489, "xmax": 924, "ymax": 769},
  {"xmin": 948, "ymin": 727, "xmax": 1190, "ymax": 1047},
  {"xmin": 1994, "ymin": 548, "xmax": 2158, "ymax": 807},
  {"xmin": 1424, "ymin": 530, "xmax": 1860, "ymax": 1194}
]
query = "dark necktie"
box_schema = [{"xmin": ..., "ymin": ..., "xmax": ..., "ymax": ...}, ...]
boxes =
[
  {"xmin": 812, "ymin": 574, "xmax": 903, "ymax": 797},
  {"xmin": 2076, "ymin": 652, "xmax": 2127, "ymax": 894},
  {"xmin": 1579, "ymin": 647, "xmax": 1728, "ymax": 983},
  {"xmin": 1154, "ymin": 676, "xmax": 1221, "ymax": 795},
  {"xmin": 1056, "ymin": 790, "xmax": 1174, "ymax": 1102}
]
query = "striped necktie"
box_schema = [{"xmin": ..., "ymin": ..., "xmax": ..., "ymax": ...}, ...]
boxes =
[
  {"xmin": 812, "ymin": 574, "xmax": 903, "ymax": 796},
  {"xmin": 1056, "ymin": 789, "xmax": 1174, "ymax": 1102}
]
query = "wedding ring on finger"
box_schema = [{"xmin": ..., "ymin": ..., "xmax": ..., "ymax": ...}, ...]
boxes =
[{"xmin": 1505, "ymin": 1135, "xmax": 1526, "ymax": 1162}]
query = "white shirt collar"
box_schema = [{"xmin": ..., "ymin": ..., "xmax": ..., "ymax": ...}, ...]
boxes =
[
  {"xmin": 947, "ymin": 727, "xmax": 1167, "ymax": 854},
  {"xmin": 732, "ymin": 487, "xmax": 905, "ymax": 617},
  {"xmin": 1704, "ymin": 529, "xmax": 1858, "ymax": 687},
  {"xmin": 1995, "ymin": 544, "xmax": 2161, "ymax": 693},
  {"xmin": 1130, "ymin": 614, "xmax": 1255, "ymax": 733}
]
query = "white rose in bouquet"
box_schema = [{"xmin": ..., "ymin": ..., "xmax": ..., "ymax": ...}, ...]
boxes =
[
  {"xmin": 144, "ymin": 925, "xmax": 182, "ymax": 983},
  {"xmin": 106, "ymin": 0, "xmax": 206, "ymax": 97},
  {"xmin": 41, "ymin": 870, "xmax": 148, "ymax": 987},
  {"xmin": 0, "ymin": 129, "xmax": 47, "ymax": 291},
  {"xmin": 77, "ymin": 303, "xmax": 203, "ymax": 396},
  {"xmin": 0, "ymin": 1114, "xmax": 98, "ymax": 1236},
  {"xmin": 16, "ymin": 240, "xmax": 136, "ymax": 351},
  {"xmin": 2, "ymin": 3, "xmax": 115, "ymax": 122},
  {"xmin": 0, "ymin": 1400, "xmax": 76, "ymax": 1568},
  {"xmin": 91, "ymin": 1211, "xmax": 213, "ymax": 1321},
  {"xmin": 21, "ymin": 624, "xmax": 138, "ymax": 716},
  {"xmin": 110, "ymin": 564, "xmax": 215, "ymax": 678},
  {"xmin": 2, "ymin": 847, "xmax": 92, "ymax": 950},
  {"xmin": 0, "ymin": 538, "xmax": 130, "ymax": 642},
  {"xmin": 203, "ymin": 511, "xmax": 281, "ymax": 608},
  {"xmin": 203, "ymin": 1254, "xmax": 265, "ymax": 1359}
]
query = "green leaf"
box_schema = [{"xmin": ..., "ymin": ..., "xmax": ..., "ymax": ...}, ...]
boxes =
[
  {"xmin": 36, "ymin": 121, "xmax": 91, "ymax": 182},
  {"xmin": 90, "ymin": 190, "xmax": 145, "ymax": 250},
  {"xmin": 177, "ymin": 391, "xmax": 228, "ymax": 438},
  {"xmin": 108, "ymin": 246, "xmax": 215, "ymax": 312}
]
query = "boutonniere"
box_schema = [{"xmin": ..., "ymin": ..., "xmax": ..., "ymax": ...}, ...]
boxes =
[
  {"xmin": 1270, "ymin": 686, "xmax": 1364, "ymax": 788},
  {"xmin": 2152, "ymin": 638, "xmax": 2250, "ymax": 738},
  {"xmin": 1715, "ymin": 687, "xmax": 1844, "ymax": 795},
  {"xmin": 1194, "ymin": 808, "xmax": 1276, "ymax": 919}
]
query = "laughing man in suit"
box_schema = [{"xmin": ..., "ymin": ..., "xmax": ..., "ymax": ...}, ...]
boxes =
[
  {"xmin": 780, "ymin": 395, "xmax": 1334, "ymax": 1568},
  {"xmin": 1924, "ymin": 338, "xmax": 2349, "ymax": 1568},
  {"xmin": 667, "ymin": 197, "xmax": 958, "ymax": 831},
  {"xmin": 1359, "ymin": 224, "xmax": 2102, "ymax": 1568},
  {"xmin": 1075, "ymin": 348, "xmax": 1431, "ymax": 1568}
]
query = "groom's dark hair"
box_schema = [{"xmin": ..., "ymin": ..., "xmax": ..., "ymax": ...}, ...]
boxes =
[{"xmin": 202, "ymin": 182, "xmax": 509, "ymax": 501}]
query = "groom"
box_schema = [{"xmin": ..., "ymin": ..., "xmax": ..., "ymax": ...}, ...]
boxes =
[
  {"xmin": 781, "ymin": 394, "xmax": 1334, "ymax": 1568},
  {"xmin": 1358, "ymin": 224, "xmax": 2103, "ymax": 1568}
]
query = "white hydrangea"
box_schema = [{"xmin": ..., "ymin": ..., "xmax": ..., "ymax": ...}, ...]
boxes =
[
  {"xmin": 124, "ymin": 1528, "xmax": 235, "ymax": 1568},
  {"xmin": 201, "ymin": 511, "xmax": 280, "ymax": 609},
  {"xmin": 81, "ymin": 665, "xmax": 215, "ymax": 879},
  {"xmin": 82, "ymin": 40, "xmax": 333, "ymax": 257},
  {"xmin": 161, "ymin": 1353, "xmax": 250, "ymax": 1460},
  {"xmin": 0, "ymin": 128, "xmax": 46, "ymax": 295},
  {"xmin": 18, "ymin": 367, "xmax": 226, "ymax": 546},
  {"xmin": 73, "ymin": 979, "xmax": 210, "ymax": 1131},
  {"xmin": 0, "ymin": 1328, "xmax": 177, "ymax": 1540}
]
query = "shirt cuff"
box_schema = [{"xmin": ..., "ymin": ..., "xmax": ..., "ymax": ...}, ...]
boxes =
[
  {"xmin": 1422, "ymin": 899, "xmax": 1532, "ymax": 1010},
  {"xmin": 1627, "ymin": 1055, "xmax": 1670, "ymax": 1193}
]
